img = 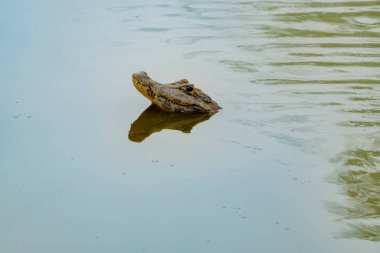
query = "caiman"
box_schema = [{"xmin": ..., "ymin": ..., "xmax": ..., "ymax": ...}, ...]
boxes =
[{"xmin": 132, "ymin": 71, "xmax": 221, "ymax": 112}]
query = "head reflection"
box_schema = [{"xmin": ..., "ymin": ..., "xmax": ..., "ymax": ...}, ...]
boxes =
[{"xmin": 128, "ymin": 104, "xmax": 216, "ymax": 142}]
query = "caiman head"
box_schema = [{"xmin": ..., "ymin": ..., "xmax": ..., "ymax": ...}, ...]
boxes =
[{"xmin": 132, "ymin": 71, "xmax": 221, "ymax": 112}]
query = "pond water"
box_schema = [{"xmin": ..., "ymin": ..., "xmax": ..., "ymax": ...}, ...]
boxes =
[{"xmin": 1, "ymin": 0, "xmax": 379, "ymax": 252}]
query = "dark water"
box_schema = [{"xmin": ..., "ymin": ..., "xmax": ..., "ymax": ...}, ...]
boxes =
[{"xmin": 0, "ymin": 0, "xmax": 379, "ymax": 252}]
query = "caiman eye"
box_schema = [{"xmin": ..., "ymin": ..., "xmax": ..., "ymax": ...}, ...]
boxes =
[{"xmin": 185, "ymin": 86, "xmax": 193, "ymax": 92}]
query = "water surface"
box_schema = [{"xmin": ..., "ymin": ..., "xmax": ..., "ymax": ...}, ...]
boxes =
[{"xmin": 0, "ymin": 0, "xmax": 379, "ymax": 252}]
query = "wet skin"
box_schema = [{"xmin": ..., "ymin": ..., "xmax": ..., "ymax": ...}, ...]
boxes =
[{"xmin": 132, "ymin": 71, "xmax": 221, "ymax": 112}]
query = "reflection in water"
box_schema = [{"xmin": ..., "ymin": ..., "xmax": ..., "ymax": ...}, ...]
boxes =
[
  {"xmin": 328, "ymin": 146, "xmax": 380, "ymax": 241},
  {"xmin": 128, "ymin": 105, "xmax": 215, "ymax": 142}
]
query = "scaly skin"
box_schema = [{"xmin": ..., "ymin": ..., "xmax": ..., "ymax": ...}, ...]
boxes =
[{"xmin": 132, "ymin": 71, "xmax": 221, "ymax": 112}]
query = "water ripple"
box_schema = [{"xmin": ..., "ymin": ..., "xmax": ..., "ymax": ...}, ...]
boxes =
[{"xmin": 113, "ymin": 0, "xmax": 380, "ymax": 243}]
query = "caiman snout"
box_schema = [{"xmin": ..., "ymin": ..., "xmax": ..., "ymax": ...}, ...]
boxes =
[{"xmin": 132, "ymin": 71, "xmax": 149, "ymax": 87}]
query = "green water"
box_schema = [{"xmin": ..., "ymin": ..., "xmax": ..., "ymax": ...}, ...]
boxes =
[{"xmin": 0, "ymin": 0, "xmax": 379, "ymax": 252}]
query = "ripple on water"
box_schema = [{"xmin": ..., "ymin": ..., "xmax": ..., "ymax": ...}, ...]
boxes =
[{"xmin": 114, "ymin": 0, "xmax": 380, "ymax": 246}]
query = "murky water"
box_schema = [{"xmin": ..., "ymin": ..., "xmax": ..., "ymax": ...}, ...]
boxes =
[{"xmin": 1, "ymin": 0, "xmax": 379, "ymax": 252}]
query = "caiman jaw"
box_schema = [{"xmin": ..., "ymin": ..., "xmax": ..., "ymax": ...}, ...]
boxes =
[
  {"xmin": 132, "ymin": 72, "xmax": 157, "ymax": 102},
  {"xmin": 132, "ymin": 71, "xmax": 221, "ymax": 113}
]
